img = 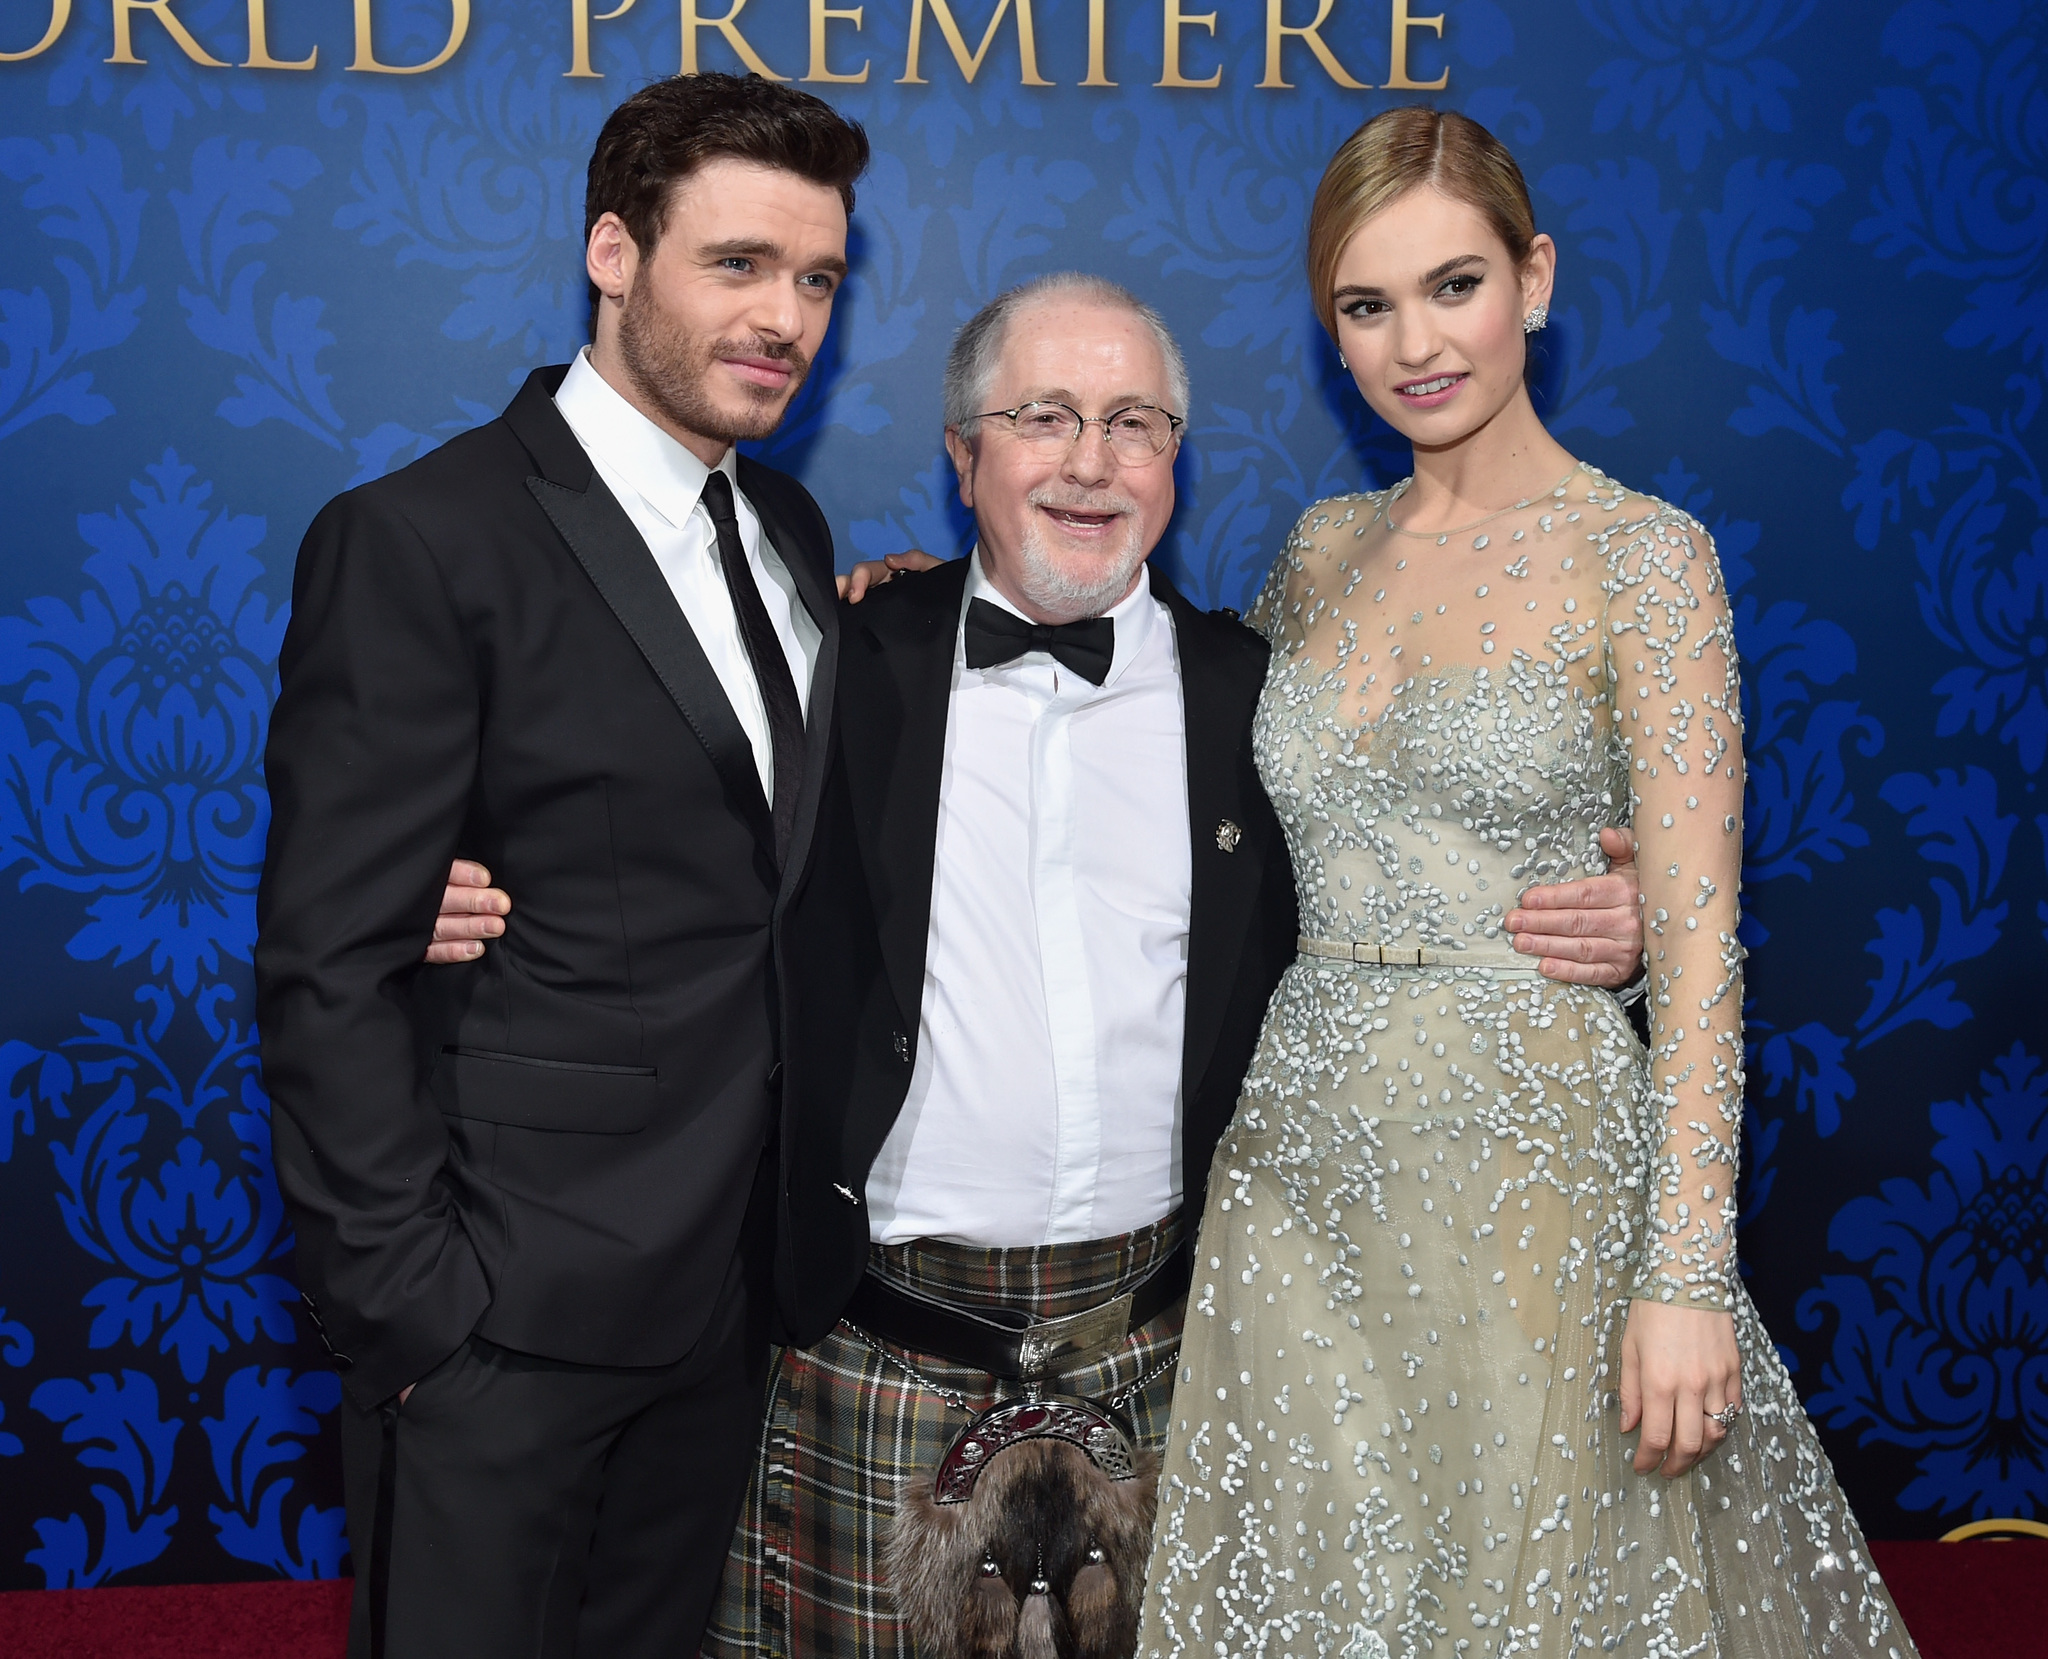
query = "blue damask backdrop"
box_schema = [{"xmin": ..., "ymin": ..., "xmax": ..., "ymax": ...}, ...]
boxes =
[{"xmin": 1, "ymin": 0, "xmax": 2042, "ymax": 1588}]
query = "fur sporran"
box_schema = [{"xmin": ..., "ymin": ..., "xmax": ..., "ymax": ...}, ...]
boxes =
[{"xmin": 887, "ymin": 1396, "xmax": 1160, "ymax": 1659}]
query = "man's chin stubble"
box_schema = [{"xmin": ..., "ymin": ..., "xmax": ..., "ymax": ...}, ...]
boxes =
[
  {"xmin": 617, "ymin": 292, "xmax": 806, "ymax": 445},
  {"xmin": 640, "ymin": 368, "xmax": 800, "ymax": 447}
]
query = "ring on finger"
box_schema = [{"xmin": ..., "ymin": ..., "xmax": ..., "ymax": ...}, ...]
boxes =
[{"xmin": 1706, "ymin": 1400, "xmax": 1743, "ymax": 1427}]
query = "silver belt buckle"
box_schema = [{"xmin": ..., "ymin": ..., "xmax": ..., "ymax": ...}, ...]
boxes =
[{"xmin": 1016, "ymin": 1291, "xmax": 1134, "ymax": 1379}]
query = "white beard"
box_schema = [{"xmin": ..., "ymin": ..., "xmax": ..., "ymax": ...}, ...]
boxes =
[{"xmin": 1011, "ymin": 489, "xmax": 1152, "ymax": 621}]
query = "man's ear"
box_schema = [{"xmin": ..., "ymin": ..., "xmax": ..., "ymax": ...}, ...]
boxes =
[
  {"xmin": 586, "ymin": 212, "xmax": 637, "ymax": 306},
  {"xmin": 944, "ymin": 426, "xmax": 976, "ymax": 510}
]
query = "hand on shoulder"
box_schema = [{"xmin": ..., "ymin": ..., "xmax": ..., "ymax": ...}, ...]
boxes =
[{"xmin": 837, "ymin": 548, "xmax": 947, "ymax": 602}]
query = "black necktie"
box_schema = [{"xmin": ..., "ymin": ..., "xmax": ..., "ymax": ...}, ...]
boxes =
[
  {"xmin": 700, "ymin": 470, "xmax": 804, "ymax": 867},
  {"xmin": 963, "ymin": 598, "xmax": 1116, "ymax": 685}
]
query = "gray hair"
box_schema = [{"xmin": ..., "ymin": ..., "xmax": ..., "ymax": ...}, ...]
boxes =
[{"xmin": 942, "ymin": 272, "xmax": 1191, "ymax": 436}]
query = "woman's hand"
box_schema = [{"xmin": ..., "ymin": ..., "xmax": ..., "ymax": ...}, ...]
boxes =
[
  {"xmin": 836, "ymin": 548, "xmax": 945, "ymax": 601},
  {"xmin": 1618, "ymin": 1299, "xmax": 1742, "ymax": 1478},
  {"xmin": 424, "ymin": 859, "xmax": 511, "ymax": 963}
]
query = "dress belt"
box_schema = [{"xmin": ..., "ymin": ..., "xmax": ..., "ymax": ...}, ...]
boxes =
[
  {"xmin": 1297, "ymin": 935, "xmax": 1540, "ymax": 972},
  {"xmin": 844, "ymin": 1240, "xmax": 1190, "ymax": 1383}
]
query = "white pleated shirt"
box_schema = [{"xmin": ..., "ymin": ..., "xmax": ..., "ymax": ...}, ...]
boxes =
[{"xmin": 864, "ymin": 553, "xmax": 1193, "ymax": 1247}]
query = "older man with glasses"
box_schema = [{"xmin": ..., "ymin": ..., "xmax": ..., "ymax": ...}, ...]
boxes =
[{"xmin": 687, "ymin": 271, "xmax": 1287, "ymax": 1657}]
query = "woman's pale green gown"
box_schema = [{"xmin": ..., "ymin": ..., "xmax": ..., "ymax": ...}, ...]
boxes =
[{"xmin": 1138, "ymin": 467, "xmax": 1918, "ymax": 1659}]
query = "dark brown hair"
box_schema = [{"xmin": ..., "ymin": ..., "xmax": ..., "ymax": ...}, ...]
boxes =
[
  {"xmin": 584, "ymin": 72, "xmax": 870, "ymax": 253},
  {"xmin": 1307, "ymin": 106, "xmax": 1537, "ymax": 338}
]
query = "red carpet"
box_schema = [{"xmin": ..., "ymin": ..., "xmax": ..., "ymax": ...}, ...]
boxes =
[
  {"xmin": 1870, "ymin": 1539, "xmax": 2048, "ymax": 1659},
  {"xmin": 0, "ymin": 1544, "xmax": 2038, "ymax": 1656},
  {"xmin": 0, "ymin": 1577, "xmax": 349, "ymax": 1658}
]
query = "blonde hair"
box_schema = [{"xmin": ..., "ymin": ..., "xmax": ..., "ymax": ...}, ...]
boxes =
[{"xmin": 1307, "ymin": 107, "xmax": 1538, "ymax": 338}]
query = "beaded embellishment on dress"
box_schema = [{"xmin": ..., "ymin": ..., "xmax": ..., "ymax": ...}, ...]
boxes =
[{"xmin": 1136, "ymin": 467, "xmax": 1917, "ymax": 1658}]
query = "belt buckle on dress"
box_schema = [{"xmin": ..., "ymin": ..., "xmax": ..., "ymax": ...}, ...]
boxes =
[
  {"xmin": 1016, "ymin": 1291, "xmax": 1134, "ymax": 1379},
  {"xmin": 1354, "ymin": 942, "xmax": 1428, "ymax": 967}
]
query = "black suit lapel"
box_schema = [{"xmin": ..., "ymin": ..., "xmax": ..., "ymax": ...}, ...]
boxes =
[
  {"xmin": 744, "ymin": 457, "xmax": 837, "ymax": 638},
  {"xmin": 744, "ymin": 457, "xmax": 841, "ymax": 900},
  {"xmin": 839, "ymin": 559, "xmax": 968, "ymax": 1033},
  {"xmin": 506, "ymin": 369, "xmax": 776, "ymax": 862},
  {"xmin": 1155, "ymin": 571, "xmax": 1270, "ymax": 1108}
]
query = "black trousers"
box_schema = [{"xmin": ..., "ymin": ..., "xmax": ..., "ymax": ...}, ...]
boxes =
[{"xmin": 336, "ymin": 1191, "xmax": 772, "ymax": 1659}]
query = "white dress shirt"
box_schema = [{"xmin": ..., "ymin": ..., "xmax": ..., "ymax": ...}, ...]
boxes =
[
  {"xmin": 553, "ymin": 349, "xmax": 820, "ymax": 799},
  {"xmin": 865, "ymin": 553, "xmax": 1193, "ymax": 1247}
]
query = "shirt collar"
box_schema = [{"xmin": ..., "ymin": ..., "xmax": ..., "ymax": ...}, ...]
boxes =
[
  {"xmin": 554, "ymin": 347, "xmax": 738, "ymax": 529},
  {"xmin": 962, "ymin": 548, "xmax": 1163, "ymax": 688}
]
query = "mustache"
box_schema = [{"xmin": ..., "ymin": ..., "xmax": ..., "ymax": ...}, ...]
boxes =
[
  {"xmin": 716, "ymin": 336, "xmax": 810, "ymax": 373},
  {"xmin": 1027, "ymin": 486, "xmax": 1141, "ymax": 516}
]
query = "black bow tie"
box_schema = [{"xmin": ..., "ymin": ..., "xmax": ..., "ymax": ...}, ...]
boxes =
[{"xmin": 963, "ymin": 598, "xmax": 1116, "ymax": 685}]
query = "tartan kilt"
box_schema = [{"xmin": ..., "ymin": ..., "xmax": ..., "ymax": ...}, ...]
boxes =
[{"xmin": 702, "ymin": 1212, "xmax": 1186, "ymax": 1659}]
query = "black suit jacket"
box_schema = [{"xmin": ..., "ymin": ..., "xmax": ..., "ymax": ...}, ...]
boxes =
[
  {"xmin": 257, "ymin": 366, "xmax": 839, "ymax": 1408},
  {"xmin": 776, "ymin": 558, "xmax": 1299, "ymax": 1347}
]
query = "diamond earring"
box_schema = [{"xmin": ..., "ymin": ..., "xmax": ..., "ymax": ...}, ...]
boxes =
[
  {"xmin": 1522, "ymin": 304, "xmax": 1549, "ymax": 334},
  {"xmin": 1338, "ymin": 353, "xmax": 1348, "ymax": 369}
]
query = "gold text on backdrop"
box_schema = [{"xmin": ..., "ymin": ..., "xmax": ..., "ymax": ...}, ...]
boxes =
[
  {"xmin": 245, "ymin": 0, "xmax": 317, "ymax": 70},
  {"xmin": 899, "ymin": 0, "xmax": 1052, "ymax": 86},
  {"xmin": 1259, "ymin": 0, "xmax": 1367, "ymax": 89},
  {"xmin": 809, "ymin": 0, "xmax": 868, "ymax": 80},
  {"xmin": 1155, "ymin": 0, "xmax": 1218, "ymax": 87},
  {"xmin": 568, "ymin": 0, "xmax": 637, "ymax": 77},
  {"xmin": 1384, "ymin": 0, "xmax": 1446, "ymax": 88},
  {"xmin": 348, "ymin": 0, "xmax": 469, "ymax": 72},
  {"xmin": 107, "ymin": 0, "xmax": 225, "ymax": 65},
  {"xmin": 0, "ymin": 0, "xmax": 69, "ymax": 61},
  {"xmin": 3, "ymin": 0, "xmax": 1451, "ymax": 91},
  {"xmin": 682, "ymin": 0, "xmax": 789, "ymax": 77}
]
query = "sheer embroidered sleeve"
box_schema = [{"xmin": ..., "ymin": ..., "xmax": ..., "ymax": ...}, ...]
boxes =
[
  {"xmin": 1247, "ymin": 504, "xmax": 1317, "ymax": 651},
  {"xmin": 1605, "ymin": 506, "xmax": 1746, "ymax": 1309}
]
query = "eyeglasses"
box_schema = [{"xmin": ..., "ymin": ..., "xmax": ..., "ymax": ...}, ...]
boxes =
[{"xmin": 971, "ymin": 400, "xmax": 1184, "ymax": 463}]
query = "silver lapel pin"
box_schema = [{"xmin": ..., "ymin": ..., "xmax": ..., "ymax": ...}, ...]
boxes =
[{"xmin": 1215, "ymin": 819, "xmax": 1242, "ymax": 853}]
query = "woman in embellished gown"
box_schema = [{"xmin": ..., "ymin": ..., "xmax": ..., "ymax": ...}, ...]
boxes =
[{"xmin": 1137, "ymin": 110, "xmax": 1918, "ymax": 1659}]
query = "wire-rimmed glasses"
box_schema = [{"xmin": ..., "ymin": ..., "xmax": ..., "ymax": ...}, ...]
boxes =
[{"xmin": 970, "ymin": 400, "xmax": 1183, "ymax": 463}]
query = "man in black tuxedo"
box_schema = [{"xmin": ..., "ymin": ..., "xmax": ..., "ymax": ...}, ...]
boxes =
[
  {"xmin": 708, "ymin": 276, "xmax": 1297, "ymax": 1658},
  {"xmin": 255, "ymin": 74, "xmax": 868, "ymax": 1659}
]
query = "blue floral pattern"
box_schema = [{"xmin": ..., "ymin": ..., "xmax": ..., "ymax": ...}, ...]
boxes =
[
  {"xmin": 202, "ymin": 1365, "xmax": 346, "ymax": 1577},
  {"xmin": 54, "ymin": 1025, "xmax": 293, "ymax": 1384},
  {"xmin": 0, "ymin": 452, "xmax": 280, "ymax": 994},
  {"xmin": 26, "ymin": 1370, "xmax": 182, "ymax": 1586},
  {"xmin": 1850, "ymin": 0, "xmax": 2048, "ymax": 366},
  {"xmin": 1798, "ymin": 1046, "xmax": 2048, "ymax": 1519},
  {"xmin": 0, "ymin": 131, "xmax": 145, "ymax": 439},
  {"xmin": 0, "ymin": 0, "xmax": 2041, "ymax": 1587},
  {"xmin": 1579, "ymin": 0, "xmax": 1817, "ymax": 171}
]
